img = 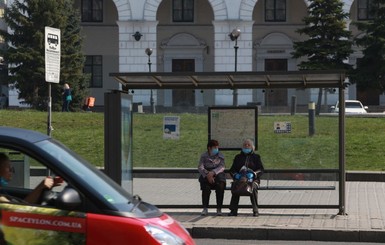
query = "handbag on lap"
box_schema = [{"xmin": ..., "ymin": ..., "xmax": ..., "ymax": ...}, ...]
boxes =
[
  {"xmin": 230, "ymin": 156, "xmax": 257, "ymax": 196},
  {"xmin": 230, "ymin": 177, "xmax": 253, "ymax": 196}
]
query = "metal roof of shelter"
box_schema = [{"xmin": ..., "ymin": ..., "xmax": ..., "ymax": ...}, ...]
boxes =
[{"xmin": 110, "ymin": 70, "xmax": 346, "ymax": 90}]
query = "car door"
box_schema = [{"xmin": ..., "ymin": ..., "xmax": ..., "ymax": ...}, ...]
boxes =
[
  {"xmin": 0, "ymin": 149, "xmax": 87, "ymax": 245},
  {"xmin": 0, "ymin": 202, "xmax": 86, "ymax": 244}
]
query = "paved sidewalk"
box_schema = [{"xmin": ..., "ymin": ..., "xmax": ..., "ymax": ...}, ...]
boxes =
[{"xmin": 133, "ymin": 178, "xmax": 385, "ymax": 243}]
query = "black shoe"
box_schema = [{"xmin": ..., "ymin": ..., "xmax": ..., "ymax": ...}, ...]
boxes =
[
  {"xmin": 228, "ymin": 212, "xmax": 237, "ymax": 216},
  {"xmin": 253, "ymin": 211, "xmax": 259, "ymax": 217}
]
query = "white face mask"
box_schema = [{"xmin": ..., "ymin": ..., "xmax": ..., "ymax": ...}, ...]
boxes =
[{"xmin": 242, "ymin": 148, "xmax": 252, "ymax": 154}]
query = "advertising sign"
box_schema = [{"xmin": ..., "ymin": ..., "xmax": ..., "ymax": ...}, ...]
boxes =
[
  {"xmin": 121, "ymin": 94, "xmax": 133, "ymax": 193},
  {"xmin": 0, "ymin": 203, "xmax": 86, "ymax": 244},
  {"xmin": 163, "ymin": 116, "xmax": 180, "ymax": 139},
  {"xmin": 208, "ymin": 107, "xmax": 258, "ymax": 150},
  {"xmin": 274, "ymin": 122, "xmax": 292, "ymax": 133},
  {"xmin": 45, "ymin": 26, "xmax": 61, "ymax": 83}
]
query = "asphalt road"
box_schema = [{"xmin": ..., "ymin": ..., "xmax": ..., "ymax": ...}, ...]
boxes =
[{"xmin": 194, "ymin": 239, "xmax": 381, "ymax": 245}]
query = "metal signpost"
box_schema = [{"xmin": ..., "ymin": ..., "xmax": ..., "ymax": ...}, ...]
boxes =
[{"xmin": 45, "ymin": 27, "xmax": 61, "ymax": 136}]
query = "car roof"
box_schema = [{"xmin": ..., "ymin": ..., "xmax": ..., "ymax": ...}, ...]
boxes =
[
  {"xmin": 345, "ymin": 100, "xmax": 362, "ymax": 103},
  {"xmin": 335, "ymin": 100, "xmax": 363, "ymax": 105},
  {"xmin": 0, "ymin": 126, "xmax": 50, "ymax": 144}
]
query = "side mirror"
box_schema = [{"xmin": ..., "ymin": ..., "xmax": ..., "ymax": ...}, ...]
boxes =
[
  {"xmin": 56, "ymin": 187, "xmax": 82, "ymax": 210},
  {"xmin": 364, "ymin": 106, "xmax": 369, "ymax": 110}
]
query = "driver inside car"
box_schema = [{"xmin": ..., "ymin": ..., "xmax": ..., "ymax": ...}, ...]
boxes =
[{"xmin": 0, "ymin": 153, "xmax": 62, "ymax": 204}]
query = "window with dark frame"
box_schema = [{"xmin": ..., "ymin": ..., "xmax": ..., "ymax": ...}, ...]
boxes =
[
  {"xmin": 84, "ymin": 56, "xmax": 103, "ymax": 88},
  {"xmin": 265, "ymin": 0, "xmax": 286, "ymax": 22},
  {"xmin": 81, "ymin": 0, "xmax": 103, "ymax": 22},
  {"xmin": 173, "ymin": 0, "xmax": 194, "ymax": 22},
  {"xmin": 358, "ymin": 0, "xmax": 376, "ymax": 20}
]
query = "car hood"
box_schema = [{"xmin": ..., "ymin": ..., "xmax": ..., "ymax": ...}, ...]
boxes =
[{"xmin": 345, "ymin": 108, "xmax": 367, "ymax": 114}]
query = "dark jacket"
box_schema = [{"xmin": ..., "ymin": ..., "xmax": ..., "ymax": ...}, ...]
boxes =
[
  {"xmin": 229, "ymin": 151, "xmax": 264, "ymax": 180},
  {"xmin": 63, "ymin": 88, "xmax": 72, "ymax": 101}
]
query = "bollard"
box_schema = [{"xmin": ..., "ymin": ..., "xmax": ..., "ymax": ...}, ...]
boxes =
[
  {"xmin": 308, "ymin": 102, "xmax": 315, "ymax": 136},
  {"xmin": 291, "ymin": 95, "xmax": 297, "ymax": 115}
]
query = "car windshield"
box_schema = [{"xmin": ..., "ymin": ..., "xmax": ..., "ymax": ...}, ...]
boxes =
[
  {"xmin": 345, "ymin": 102, "xmax": 362, "ymax": 108},
  {"xmin": 35, "ymin": 139, "xmax": 137, "ymax": 213}
]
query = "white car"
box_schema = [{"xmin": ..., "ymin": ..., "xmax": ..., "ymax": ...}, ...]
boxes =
[{"xmin": 331, "ymin": 100, "xmax": 368, "ymax": 114}]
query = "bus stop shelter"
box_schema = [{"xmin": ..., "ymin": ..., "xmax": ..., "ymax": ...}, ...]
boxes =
[{"xmin": 109, "ymin": 70, "xmax": 348, "ymax": 215}]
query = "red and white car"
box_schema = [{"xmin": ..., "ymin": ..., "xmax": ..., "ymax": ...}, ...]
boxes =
[{"xmin": 0, "ymin": 126, "xmax": 195, "ymax": 245}]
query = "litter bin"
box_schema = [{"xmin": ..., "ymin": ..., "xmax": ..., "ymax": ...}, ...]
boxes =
[{"xmin": 133, "ymin": 102, "xmax": 143, "ymax": 113}]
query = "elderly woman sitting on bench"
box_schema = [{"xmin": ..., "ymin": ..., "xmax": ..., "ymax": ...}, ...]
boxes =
[
  {"xmin": 228, "ymin": 139, "xmax": 264, "ymax": 217},
  {"xmin": 198, "ymin": 139, "xmax": 226, "ymax": 216}
]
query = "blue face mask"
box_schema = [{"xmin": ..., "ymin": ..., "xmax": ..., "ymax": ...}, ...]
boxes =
[
  {"xmin": 242, "ymin": 148, "xmax": 252, "ymax": 154},
  {"xmin": 0, "ymin": 177, "xmax": 8, "ymax": 187},
  {"xmin": 211, "ymin": 148, "xmax": 219, "ymax": 155}
]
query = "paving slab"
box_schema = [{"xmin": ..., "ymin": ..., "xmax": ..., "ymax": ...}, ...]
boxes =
[{"xmin": 133, "ymin": 178, "xmax": 385, "ymax": 243}]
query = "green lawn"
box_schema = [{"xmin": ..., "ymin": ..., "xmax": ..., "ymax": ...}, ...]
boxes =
[{"xmin": 0, "ymin": 110, "xmax": 384, "ymax": 171}]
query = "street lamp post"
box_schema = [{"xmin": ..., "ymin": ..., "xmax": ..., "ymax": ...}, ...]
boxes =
[
  {"xmin": 229, "ymin": 28, "xmax": 241, "ymax": 106},
  {"xmin": 145, "ymin": 48, "xmax": 155, "ymax": 114}
]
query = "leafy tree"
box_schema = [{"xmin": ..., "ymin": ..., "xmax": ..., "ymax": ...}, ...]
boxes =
[
  {"xmin": 351, "ymin": 0, "xmax": 385, "ymax": 92},
  {"xmin": 292, "ymin": 0, "xmax": 353, "ymax": 114},
  {"xmin": 0, "ymin": 0, "xmax": 89, "ymax": 110}
]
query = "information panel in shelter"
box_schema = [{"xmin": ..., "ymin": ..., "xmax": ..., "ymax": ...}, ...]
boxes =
[{"xmin": 208, "ymin": 107, "xmax": 258, "ymax": 150}]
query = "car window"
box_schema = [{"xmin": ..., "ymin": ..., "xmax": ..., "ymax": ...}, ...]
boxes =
[
  {"xmin": 0, "ymin": 138, "xmax": 153, "ymax": 215},
  {"xmin": 0, "ymin": 148, "xmax": 67, "ymax": 205},
  {"xmin": 35, "ymin": 140, "xmax": 137, "ymax": 212},
  {"xmin": 345, "ymin": 102, "xmax": 362, "ymax": 108}
]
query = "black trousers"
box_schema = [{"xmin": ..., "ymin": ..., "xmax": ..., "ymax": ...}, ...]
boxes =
[
  {"xmin": 229, "ymin": 182, "xmax": 258, "ymax": 214},
  {"xmin": 200, "ymin": 179, "xmax": 225, "ymax": 209},
  {"xmin": 62, "ymin": 100, "xmax": 70, "ymax": 112}
]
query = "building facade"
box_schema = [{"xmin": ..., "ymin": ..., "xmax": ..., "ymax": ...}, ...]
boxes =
[{"xmin": 6, "ymin": 0, "xmax": 385, "ymax": 111}]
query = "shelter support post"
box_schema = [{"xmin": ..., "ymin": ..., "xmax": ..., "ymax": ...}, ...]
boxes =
[{"xmin": 338, "ymin": 86, "xmax": 346, "ymax": 215}]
